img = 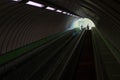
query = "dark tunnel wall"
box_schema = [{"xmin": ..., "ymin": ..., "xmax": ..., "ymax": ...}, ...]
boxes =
[
  {"xmin": 97, "ymin": 15, "xmax": 120, "ymax": 52},
  {"xmin": 0, "ymin": 1, "xmax": 78, "ymax": 54},
  {"xmin": 92, "ymin": 0, "xmax": 120, "ymax": 52}
]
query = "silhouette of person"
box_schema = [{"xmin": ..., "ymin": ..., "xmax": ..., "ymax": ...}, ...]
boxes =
[
  {"xmin": 87, "ymin": 25, "xmax": 89, "ymax": 30},
  {"xmin": 81, "ymin": 25, "xmax": 83, "ymax": 30}
]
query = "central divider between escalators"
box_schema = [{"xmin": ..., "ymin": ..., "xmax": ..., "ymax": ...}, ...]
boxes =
[{"xmin": 74, "ymin": 30, "xmax": 97, "ymax": 80}]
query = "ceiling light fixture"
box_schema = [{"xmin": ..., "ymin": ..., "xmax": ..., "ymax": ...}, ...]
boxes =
[
  {"xmin": 62, "ymin": 12, "xmax": 67, "ymax": 14},
  {"xmin": 13, "ymin": 0, "xmax": 78, "ymax": 17},
  {"xmin": 26, "ymin": 1, "xmax": 45, "ymax": 8},
  {"xmin": 56, "ymin": 10, "xmax": 62, "ymax": 13},
  {"xmin": 12, "ymin": 0, "xmax": 22, "ymax": 2},
  {"xmin": 66, "ymin": 13, "xmax": 70, "ymax": 15},
  {"xmin": 46, "ymin": 6, "xmax": 56, "ymax": 11}
]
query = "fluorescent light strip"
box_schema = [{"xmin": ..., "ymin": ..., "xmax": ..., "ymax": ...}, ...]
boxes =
[
  {"xmin": 56, "ymin": 10, "xmax": 62, "ymax": 13},
  {"xmin": 67, "ymin": 13, "xmax": 70, "ymax": 15},
  {"xmin": 26, "ymin": 1, "xmax": 45, "ymax": 8},
  {"xmin": 46, "ymin": 6, "xmax": 55, "ymax": 11},
  {"xmin": 13, "ymin": 0, "xmax": 77, "ymax": 17},
  {"xmin": 12, "ymin": 0, "xmax": 22, "ymax": 2},
  {"xmin": 62, "ymin": 12, "xmax": 67, "ymax": 14}
]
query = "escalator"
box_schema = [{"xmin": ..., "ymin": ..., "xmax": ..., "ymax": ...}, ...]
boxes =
[{"xmin": 74, "ymin": 30, "xmax": 96, "ymax": 80}]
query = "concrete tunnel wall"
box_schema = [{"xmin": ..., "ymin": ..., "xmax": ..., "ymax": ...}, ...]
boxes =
[
  {"xmin": 90, "ymin": 0, "xmax": 120, "ymax": 52},
  {"xmin": 0, "ymin": 1, "xmax": 77, "ymax": 54},
  {"xmin": 96, "ymin": 15, "xmax": 120, "ymax": 52}
]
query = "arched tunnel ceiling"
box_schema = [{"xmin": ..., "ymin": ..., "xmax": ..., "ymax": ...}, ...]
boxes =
[{"xmin": 42, "ymin": 0, "xmax": 120, "ymax": 23}]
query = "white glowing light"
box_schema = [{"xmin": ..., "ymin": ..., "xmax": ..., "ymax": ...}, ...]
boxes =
[
  {"xmin": 46, "ymin": 6, "xmax": 55, "ymax": 11},
  {"xmin": 12, "ymin": 0, "xmax": 22, "ymax": 2},
  {"xmin": 56, "ymin": 10, "xmax": 62, "ymax": 13},
  {"xmin": 62, "ymin": 12, "xmax": 67, "ymax": 14},
  {"xmin": 67, "ymin": 13, "xmax": 70, "ymax": 15},
  {"xmin": 26, "ymin": 1, "xmax": 45, "ymax": 8},
  {"xmin": 71, "ymin": 18, "xmax": 95, "ymax": 30}
]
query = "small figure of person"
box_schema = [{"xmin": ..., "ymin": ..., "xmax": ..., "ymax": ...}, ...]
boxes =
[
  {"xmin": 87, "ymin": 25, "xmax": 89, "ymax": 30},
  {"xmin": 81, "ymin": 25, "xmax": 83, "ymax": 30}
]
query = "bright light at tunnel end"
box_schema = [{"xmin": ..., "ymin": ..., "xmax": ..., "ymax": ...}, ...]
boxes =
[{"xmin": 70, "ymin": 18, "xmax": 95, "ymax": 30}]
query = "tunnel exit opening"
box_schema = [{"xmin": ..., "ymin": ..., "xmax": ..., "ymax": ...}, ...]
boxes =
[{"xmin": 71, "ymin": 18, "xmax": 95, "ymax": 30}]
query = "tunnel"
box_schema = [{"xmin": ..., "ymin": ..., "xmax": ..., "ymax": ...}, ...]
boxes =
[{"xmin": 0, "ymin": 0, "xmax": 120, "ymax": 80}]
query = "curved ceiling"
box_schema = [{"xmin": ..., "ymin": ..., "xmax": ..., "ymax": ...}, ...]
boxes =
[{"xmin": 42, "ymin": 0, "xmax": 120, "ymax": 23}]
